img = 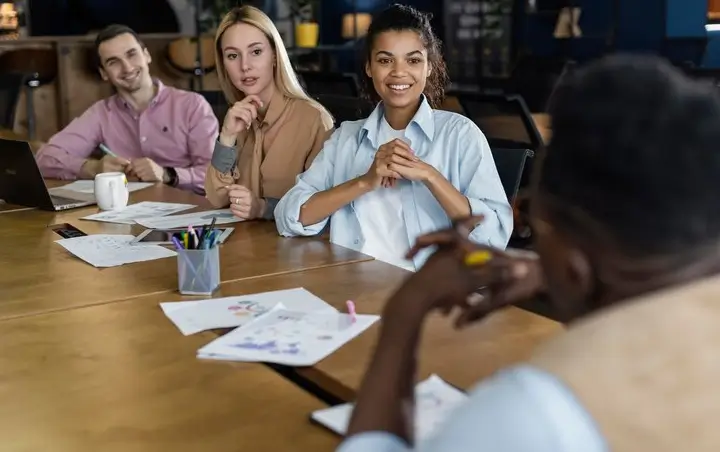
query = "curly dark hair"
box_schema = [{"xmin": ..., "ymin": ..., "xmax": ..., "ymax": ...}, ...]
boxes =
[
  {"xmin": 538, "ymin": 54, "xmax": 720, "ymax": 257},
  {"xmin": 359, "ymin": 4, "xmax": 448, "ymax": 108}
]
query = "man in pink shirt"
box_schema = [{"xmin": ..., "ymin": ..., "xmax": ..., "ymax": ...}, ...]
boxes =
[{"xmin": 35, "ymin": 24, "xmax": 218, "ymax": 194}]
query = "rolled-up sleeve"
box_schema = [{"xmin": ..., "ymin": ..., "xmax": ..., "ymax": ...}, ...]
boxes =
[
  {"xmin": 458, "ymin": 122, "xmax": 513, "ymax": 248},
  {"xmin": 205, "ymin": 140, "xmax": 236, "ymax": 207},
  {"xmin": 274, "ymin": 128, "xmax": 340, "ymax": 236},
  {"xmin": 337, "ymin": 432, "xmax": 409, "ymax": 452},
  {"xmin": 35, "ymin": 103, "xmax": 104, "ymax": 179}
]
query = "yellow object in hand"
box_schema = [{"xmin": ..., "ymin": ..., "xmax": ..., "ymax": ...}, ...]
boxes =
[{"xmin": 464, "ymin": 250, "xmax": 492, "ymax": 266}]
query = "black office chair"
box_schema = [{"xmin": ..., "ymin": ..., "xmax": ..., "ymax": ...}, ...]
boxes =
[
  {"xmin": 314, "ymin": 94, "xmax": 374, "ymax": 126},
  {"xmin": 197, "ymin": 90, "xmax": 229, "ymax": 124},
  {"xmin": 0, "ymin": 73, "xmax": 26, "ymax": 130},
  {"xmin": 298, "ymin": 70, "xmax": 361, "ymax": 97},
  {"xmin": 490, "ymin": 148, "xmax": 534, "ymax": 203},
  {"xmin": 453, "ymin": 92, "xmax": 544, "ymax": 152}
]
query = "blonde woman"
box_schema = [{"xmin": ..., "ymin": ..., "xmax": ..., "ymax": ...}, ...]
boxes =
[{"xmin": 205, "ymin": 6, "xmax": 334, "ymax": 220}]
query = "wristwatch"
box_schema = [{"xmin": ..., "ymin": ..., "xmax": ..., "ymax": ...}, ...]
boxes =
[{"xmin": 164, "ymin": 167, "xmax": 178, "ymax": 186}]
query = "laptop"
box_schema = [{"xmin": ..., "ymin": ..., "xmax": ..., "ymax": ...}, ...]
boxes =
[{"xmin": 0, "ymin": 138, "xmax": 95, "ymax": 211}]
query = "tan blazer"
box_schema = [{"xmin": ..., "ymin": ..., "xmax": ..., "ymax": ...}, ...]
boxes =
[{"xmin": 529, "ymin": 275, "xmax": 720, "ymax": 452}]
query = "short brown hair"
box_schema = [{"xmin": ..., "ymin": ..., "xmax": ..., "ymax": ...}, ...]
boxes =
[{"xmin": 94, "ymin": 24, "xmax": 145, "ymax": 68}]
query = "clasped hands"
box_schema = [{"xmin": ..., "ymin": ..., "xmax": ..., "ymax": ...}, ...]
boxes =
[{"xmin": 362, "ymin": 139, "xmax": 437, "ymax": 188}]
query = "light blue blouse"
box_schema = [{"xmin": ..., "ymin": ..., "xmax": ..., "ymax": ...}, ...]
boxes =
[{"xmin": 274, "ymin": 96, "xmax": 513, "ymax": 268}]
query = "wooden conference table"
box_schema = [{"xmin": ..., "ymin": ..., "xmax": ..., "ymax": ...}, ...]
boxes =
[
  {"xmin": 0, "ymin": 181, "xmax": 561, "ymax": 450},
  {"xmin": 0, "ymin": 183, "xmax": 370, "ymax": 320}
]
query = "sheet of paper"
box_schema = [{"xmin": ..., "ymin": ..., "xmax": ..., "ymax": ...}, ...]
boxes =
[
  {"xmin": 136, "ymin": 209, "xmax": 242, "ymax": 229},
  {"xmin": 160, "ymin": 288, "xmax": 338, "ymax": 335},
  {"xmin": 55, "ymin": 234, "xmax": 177, "ymax": 267},
  {"xmin": 80, "ymin": 201, "xmax": 196, "ymax": 225},
  {"xmin": 49, "ymin": 180, "xmax": 154, "ymax": 194},
  {"xmin": 197, "ymin": 308, "xmax": 379, "ymax": 366},
  {"xmin": 311, "ymin": 375, "xmax": 468, "ymax": 440}
]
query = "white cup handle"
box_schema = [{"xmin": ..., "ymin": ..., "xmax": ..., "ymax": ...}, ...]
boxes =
[{"xmin": 109, "ymin": 180, "xmax": 116, "ymax": 209}]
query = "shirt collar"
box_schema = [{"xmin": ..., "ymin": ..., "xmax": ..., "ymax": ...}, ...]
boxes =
[
  {"xmin": 259, "ymin": 88, "xmax": 289, "ymax": 128},
  {"xmin": 359, "ymin": 95, "xmax": 435, "ymax": 147},
  {"xmin": 113, "ymin": 78, "xmax": 166, "ymax": 111}
]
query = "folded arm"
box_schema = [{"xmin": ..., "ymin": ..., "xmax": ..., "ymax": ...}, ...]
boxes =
[
  {"xmin": 275, "ymin": 128, "xmax": 353, "ymax": 236},
  {"xmin": 459, "ymin": 123, "xmax": 514, "ymax": 248}
]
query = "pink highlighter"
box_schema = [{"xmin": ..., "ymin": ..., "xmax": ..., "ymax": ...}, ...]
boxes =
[{"xmin": 346, "ymin": 300, "xmax": 357, "ymax": 323}]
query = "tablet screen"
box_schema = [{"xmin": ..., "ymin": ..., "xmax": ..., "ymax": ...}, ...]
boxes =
[{"xmin": 138, "ymin": 229, "xmax": 179, "ymax": 243}]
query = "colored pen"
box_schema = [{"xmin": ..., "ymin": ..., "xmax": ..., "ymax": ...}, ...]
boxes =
[
  {"xmin": 98, "ymin": 143, "xmax": 119, "ymax": 158},
  {"xmin": 346, "ymin": 300, "xmax": 356, "ymax": 323},
  {"xmin": 171, "ymin": 236, "xmax": 184, "ymax": 250},
  {"xmin": 209, "ymin": 230, "xmax": 219, "ymax": 248},
  {"xmin": 202, "ymin": 218, "xmax": 217, "ymax": 247},
  {"xmin": 464, "ymin": 250, "xmax": 492, "ymax": 267}
]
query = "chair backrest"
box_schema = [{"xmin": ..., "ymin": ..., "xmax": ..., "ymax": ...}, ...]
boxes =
[
  {"xmin": 454, "ymin": 92, "xmax": 543, "ymax": 151},
  {"xmin": 298, "ymin": 70, "xmax": 361, "ymax": 97},
  {"xmin": 0, "ymin": 73, "xmax": 26, "ymax": 130},
  {"xmin": 197, "ymin": 90, "xmax": 228, "ymax": 124},
  {"xmin": 490, "ymin": 147, "xmax": 534, "ymax": 202},
  {"xmin": 314, "ymin": 94, "xmax": 374, "ymax": 126}
]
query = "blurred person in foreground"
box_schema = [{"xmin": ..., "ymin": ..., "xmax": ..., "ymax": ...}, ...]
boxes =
[{"xmin": 339, "ymin": 54, "xmax": 720, "ymax": 451}]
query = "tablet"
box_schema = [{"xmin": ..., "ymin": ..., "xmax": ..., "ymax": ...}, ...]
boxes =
[{"xmin": 130, "ymin": 227, "xmax": 234, "ymax": 246}]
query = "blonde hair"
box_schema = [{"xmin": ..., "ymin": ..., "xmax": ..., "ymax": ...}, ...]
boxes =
[{"xmin": 214, "ymin": 6, "xmax": 332, "ymax": 125}]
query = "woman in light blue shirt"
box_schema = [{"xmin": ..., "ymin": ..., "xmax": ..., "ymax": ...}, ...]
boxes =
[{"xmin": 274, "ymin": 5, "xmax": 512, "ymax": 271}]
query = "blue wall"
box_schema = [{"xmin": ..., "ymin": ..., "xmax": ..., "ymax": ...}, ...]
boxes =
[{"xmin": 523, "ymin": 0, "xmax": 711, "ymax": 66}]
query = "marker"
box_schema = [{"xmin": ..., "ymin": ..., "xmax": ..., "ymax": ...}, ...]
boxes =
[
  {"xmin": 464, "ymin": 250, "xmax": 492, "ymax": 267},
  {"xmin": 346, "ymin": 300, "xmax": 356, "ymax": 323},
  {"xmin": 188, "ymin": 226, "xmax": 199, "ymax": 250},
  {"xmin": 98, "ymin": 143, "xmax": 119, "ymax": 158}
]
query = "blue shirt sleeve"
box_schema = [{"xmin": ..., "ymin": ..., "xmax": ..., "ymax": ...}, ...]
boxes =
[
  {"xmin": 457, "ymin": 121, "xmax": 514, "ymax": 248},
  {"xmin": 274, "ymin": 128, "xmax": 342, "ymax": 237},
  {"xmin": 336, "ymin": 365, "xmax": 607, "ymax": 452}
]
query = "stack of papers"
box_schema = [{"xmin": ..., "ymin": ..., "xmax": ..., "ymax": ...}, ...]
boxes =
[
  {"xmin": 160, "ymin": 288, "xmax": 338, "ymax": 335},
  {"xmin": 55, "ymin": 234, "xmax": 176, "ymax": 267},
  {"xmin": 197, "ymin": 308, "xmax": 379, "ymax": 366},
  {"xmin": 311, "ymin": 375, "xmax": 468, "ymax": 440},
  {"xmin": 81, "ymin": 201, "xmax": 196, "ymax": 225},
  {"xmin": 49, "ymin": 180, "xmax": 154, "ymax": 194},
  {"xmin": 136, "ymin": 209, "xmax": 242, "ymax": 229}
]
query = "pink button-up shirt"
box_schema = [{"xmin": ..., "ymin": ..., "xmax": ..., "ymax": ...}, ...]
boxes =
[{"xmin": 35, "ymin": 80, "xmax": 218, "ymax": 193}]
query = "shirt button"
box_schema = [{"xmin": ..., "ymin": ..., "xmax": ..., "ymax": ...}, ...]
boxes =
[
  {"xmin": 140, "ymin": 136, "xmax": 147, "ymax": 143},
  {"xmin": 353, "ymin": 239, "xmax": 360, "ymax": 245}
]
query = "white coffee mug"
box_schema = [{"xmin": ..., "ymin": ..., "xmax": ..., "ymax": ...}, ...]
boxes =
[{"xmin": 94, "ymin": 172, "xmax": 129, "ymax": 211}]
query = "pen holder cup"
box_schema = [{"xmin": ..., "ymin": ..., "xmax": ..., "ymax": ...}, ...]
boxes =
[{"xmin": 177, "ymin": 247, "xmax": 220, "ymax": 296}]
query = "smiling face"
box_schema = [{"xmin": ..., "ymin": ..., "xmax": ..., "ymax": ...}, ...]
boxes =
[
  {"xmin": 97, "ymin": 33, "xmax": 152, "ymax": 94},
  {"xmin": 220, "ymin": 22, "xmax": 276, "ymax": 100},
  {"xmin": 365, "ymin": 30, "xmax": 431, "ymax": 110}
]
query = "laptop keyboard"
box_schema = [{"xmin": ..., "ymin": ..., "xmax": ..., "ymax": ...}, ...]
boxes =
[{"xmin": 50, "ymin": 195, "xmax": 82, "ymax": 206}]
